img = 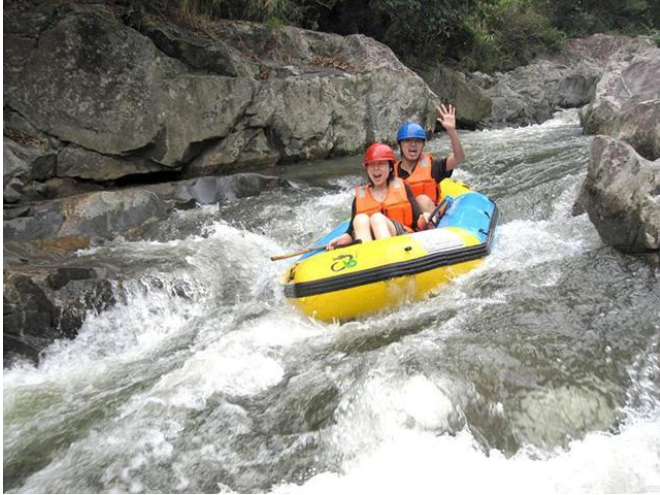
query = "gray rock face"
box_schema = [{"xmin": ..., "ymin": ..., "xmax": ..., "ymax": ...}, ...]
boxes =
[
  {"xmin": 616, "ymin": 94, "xmax": 660, "ymax": 161},
  {"xmin": 57, "ymin": 146, "xmax": 165, "ymax": 181},
  {"xmin": 416, "ymin": 65, "xmax": 492, "ymax": 128},
  {"xmin": 573, "ymin": 38, "xmax": 660, "ymax": 256},
  {"xmin": 577, "ymin": 136, "xmax": 660, "ymax": 253},
  {"xmin": 485, "ymin": 60, "xmax": 601, "ymax": 127},
  {"xmin": 580, "ymin": 45, "xmax": 660, "ymax": 160},
  {"xmin": 4, "ymin": 4, "xmax": 438, "ymax": 201},
  {"xmin": 483, "ymin": 34, "xmax": 654, "ymax": 128},
  {"xmin": 3, "ymin": 256, "xmax": 115, "ymax": 365},
  {"xmin": 5, "ymin": 6, "xmax": 181, "ymax": 157},
  {"xmin": 3, "ymin": 135, "xmax": 59, "ymax": 203}
]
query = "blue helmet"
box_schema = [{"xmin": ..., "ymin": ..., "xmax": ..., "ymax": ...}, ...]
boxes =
[{"xmin": 396, "ymin": 122, "xmax": 426, "ymax": 142}]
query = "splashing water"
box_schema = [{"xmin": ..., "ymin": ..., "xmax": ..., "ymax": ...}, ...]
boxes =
[{"xmin": 4, "ymin": 110, "xmax": 660, "ymax": 493}]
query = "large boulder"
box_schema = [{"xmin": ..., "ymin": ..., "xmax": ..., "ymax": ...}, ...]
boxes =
[
  {"xmin": 4, "ymin": 3, "xmax": 439, "ymax": 200},
  {"xmin": 615, "ymin": 94, "xmax": 660, "ymax": 161},
  {"xmin": 576, "ymin": 136, "xmax": 660, "ymax": 253},
  {"xmin": 4, "ymin": 5, "xmax": 183, "ymax": 158},
  {"xmin": 484, "ymin": 60, "xmax": 601, "ymax": 127},
  {"xmin": 580, "ymin": 44, "xmax": 660, "ymax": 160},
  {"xmin": 416, "ymin": 65, "xmax": 492, "ymax": 129},
  {"xmin": 482, "ymin": 34, "xmax": 655, "ymax": 128}
]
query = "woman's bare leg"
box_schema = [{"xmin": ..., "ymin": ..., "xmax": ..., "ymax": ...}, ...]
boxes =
[
  {"xmin": 416, "ymin": 194, "xmax": 436, "ymax": 214},
  {"xmin": 370, "ymin": 213, "xmax": 396, "ymax": 239},
  {"xmin": 353, "ymin": 214, "xmax": 373, "ymax": 242}
]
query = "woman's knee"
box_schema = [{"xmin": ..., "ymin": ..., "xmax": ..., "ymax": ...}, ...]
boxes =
[
  {"xmin": 354, "ymin": 213, "xmax": 370, "ymax": 228},
  {"xmin": 416, "ymin": 195, "xmax": 435, "ymax": 212},
  {"xmin": 369, "ymin": 212, "xmax": 387, "ymax": 226}
]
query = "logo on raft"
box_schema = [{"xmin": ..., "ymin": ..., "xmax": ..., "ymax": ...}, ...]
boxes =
[{"xmin": 331, "ymin": 254, "xmax": 358, "ymax": 272}]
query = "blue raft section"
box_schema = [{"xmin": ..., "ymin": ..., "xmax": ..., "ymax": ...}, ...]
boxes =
[{"xmin": 437, "ymin": 192, "xmax": 496, "ymax": 244}]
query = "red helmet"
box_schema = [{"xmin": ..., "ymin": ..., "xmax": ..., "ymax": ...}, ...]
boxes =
[{"xmin": 363, "ymin": 143, "xmax": 396, "ymax": 166}]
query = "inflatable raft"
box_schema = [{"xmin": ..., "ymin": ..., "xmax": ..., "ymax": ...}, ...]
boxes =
[{"xmin": 282, "ymin": 179, "xmax": 498, "ymax": 321}]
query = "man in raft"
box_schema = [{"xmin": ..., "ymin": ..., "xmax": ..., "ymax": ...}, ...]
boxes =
[
  {"xmin": 396, "ymin": 104, "xmax": 465, "ymax": 214},
  {"xmin": 327, "ymin": 143, "xmax": 429, "ymax": 249}
]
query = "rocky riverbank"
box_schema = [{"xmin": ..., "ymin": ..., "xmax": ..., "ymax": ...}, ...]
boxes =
[{"xmin": 3, "ymin": 0, "xmax": 659, "ymax": 363}]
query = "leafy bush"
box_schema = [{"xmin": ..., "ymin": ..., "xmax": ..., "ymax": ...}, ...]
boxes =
[
  {"xmin": 448, "ymin": 0, "xmax": 565, "ymax": 72},
  {"xmin": 538, "ymin": 0, "xmax": 659, "ymax": 36},
  {"xmin": 136, "ymin": 0, "xmax": 656, "ymax": 73}
]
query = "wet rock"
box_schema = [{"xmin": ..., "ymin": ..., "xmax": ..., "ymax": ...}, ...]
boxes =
[
  {"xmin": 3, "ymin": 273, "xmax": 59, "ymax": 363},
  {"xmin": 3, "ymin": 263, "xmax": 116, "ymax": 364},
  {"xmin": 576, "ymin": 136, "xmax": 660, "ymax": 253},
  {"xmin": 58, "ymin": 190, "xmax": 170, "ymax": 239},
  {"xmin": 3, "ymin": 189, "xmax": 169, "ymax": 243},
  {"xmin": 4, "ymin": 172, "xmax": 290, "ymax": 244},
  {"xmin": 144, "ymin": 173, "xmax": 291, "ymax": 205},
  {"xmin": 3, "ymin": 205, "xmax": 66, "ymax": 242}
]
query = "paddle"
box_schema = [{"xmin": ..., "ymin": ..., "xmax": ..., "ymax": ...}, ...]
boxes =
[
  {"xmin": 427, "ymin": 198, "xmax": 451, "ymax": 228},
  {"xmin": 270, "ymin": 239, "xmax": 362, "ymax": 261},
  {"xmin": 270, "ymin": 246, "xmax": 325, "ymax": 261}
]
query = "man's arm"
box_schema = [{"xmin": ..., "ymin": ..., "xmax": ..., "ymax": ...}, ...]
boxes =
[{"xmin": 437, "ymin": 104, "xmax": 464, "ymax": 171}]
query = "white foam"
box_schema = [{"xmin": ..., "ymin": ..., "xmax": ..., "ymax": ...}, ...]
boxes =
[{"xmin": 276, "ymin": 412, "xmax": 660, "ymax": 494}]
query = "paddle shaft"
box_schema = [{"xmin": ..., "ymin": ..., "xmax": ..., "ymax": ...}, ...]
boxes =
[
  {"xmin": 270, "ymin": 238, "xmax": 362, "ymax": 261},
  {"xmin": 270, "ymin": 246, "xmax": 324, "ymax": 261}
]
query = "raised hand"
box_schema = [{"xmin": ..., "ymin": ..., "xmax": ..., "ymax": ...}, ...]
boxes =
[{"xmin": 437, "ymin": 104, "xmax": 456, "ymax": 131}]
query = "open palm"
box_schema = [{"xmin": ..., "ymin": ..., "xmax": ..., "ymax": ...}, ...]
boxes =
[{"xmin": 437, "ymin": 104, "xmax": 456, "ymax": 131}]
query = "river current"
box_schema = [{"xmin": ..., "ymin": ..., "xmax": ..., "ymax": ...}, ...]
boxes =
[{"xmin": 4, "ymin": 110, "xmax": 660, "ymax": 493}]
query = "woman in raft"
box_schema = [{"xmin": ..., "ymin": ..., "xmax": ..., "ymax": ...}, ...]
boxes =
[{"xmin": 328, "ymin": 143, "xmax": 429, "ymax": 250}]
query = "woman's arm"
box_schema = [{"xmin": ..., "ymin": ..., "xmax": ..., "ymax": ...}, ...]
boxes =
[{"xmin": 404, "ymin": 183, "xmax": 429, "ymax": 230}]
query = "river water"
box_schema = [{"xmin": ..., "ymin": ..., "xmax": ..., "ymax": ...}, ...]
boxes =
[{"xmin": 4, "ymin": 110, "xmax": 660, "ymax": 493}]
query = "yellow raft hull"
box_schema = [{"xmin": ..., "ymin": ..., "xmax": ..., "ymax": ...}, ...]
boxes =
[{"xmin": 282, "ymin": 179, "xmax": 497, "ymax": 321}]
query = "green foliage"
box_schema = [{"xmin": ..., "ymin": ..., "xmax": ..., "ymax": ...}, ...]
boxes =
[
  {"xmin": 538, "ymin": 0, "xmax": 659, "ymax": 36},
  {"xmin": 138, "ymin": 0, "xmax": 658, "ymax": 73},
  {"xmin": 366, "ymin": 0, "xmax": 479, "ymax": 65},
  {"xmin": 454, "ymin": 0, "xmax": 565, "ymax": 72},
  {"xmin": 651, "ymin": 30, "xmax": 660, "ymax": 47}
]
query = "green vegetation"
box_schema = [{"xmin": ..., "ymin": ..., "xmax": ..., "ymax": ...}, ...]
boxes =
[{"xmin": 138, "ymin": 0, "xmax": 659, "ymax": 72}]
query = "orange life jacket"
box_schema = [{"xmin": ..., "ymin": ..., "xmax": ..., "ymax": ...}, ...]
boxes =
[
  {"xmin": 396, "ymin": 152, "xmax": 440, "ymax": 203},
  {"xmin": 355, "ymin": 178, "xmax": 414, "ymax": 230}
]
